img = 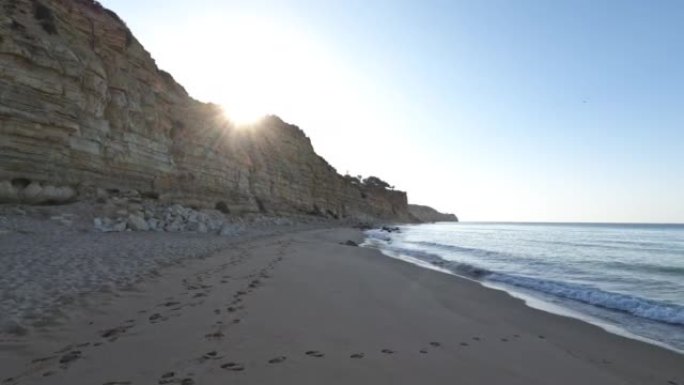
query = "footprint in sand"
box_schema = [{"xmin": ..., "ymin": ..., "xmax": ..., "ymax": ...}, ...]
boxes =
[
  {"xmin": 100, "ymin": 325, "xmax": 132, "ymax": 341},
  {"xmin": 305, "ymin": 350, "xmax": 325, "ymax": 358},
  {"xmin": 55, "ymin": 344, "xmax": 75, "ymax": 354},
  {"xmin": 350, "ymin": 353, "xmax": 364, "ymax": 359},
  {"xmin": 221, "ymin": 362, "xmax": 245, "ymax": 371},
  {"xmin": 160, "ymin": 372, "xmax": 175, "ymax": 379},
  {"xmin": 59, "ymin": 350, "xmax": 82, "ymax": 365},
  {"xmin": 31, "ymin": 355, "xmax": 56, "ymax": 364},
  {"xmin": 268, "ymin": 356, "xmax": 287, "ymax": 364},
  {"xmin": 205, "ymin": 331, "xmax": 225, "ymax": 339}
]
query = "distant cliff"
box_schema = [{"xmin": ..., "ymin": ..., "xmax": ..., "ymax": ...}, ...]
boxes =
[
  {"xmin": 0, "ymin": 0, "xmax": 418, "ymax": 222},
  {"xmin": 408, "ymin": 204, "xmax": 459, "ymax": 223}
]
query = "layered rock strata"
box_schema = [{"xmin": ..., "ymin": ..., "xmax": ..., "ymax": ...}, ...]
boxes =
[{"xmin": 0, "ymin": 0, "xmax": 416, "ymax": 221}]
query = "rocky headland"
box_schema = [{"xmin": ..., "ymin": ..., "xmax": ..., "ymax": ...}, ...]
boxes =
[{"xmin": 408, "ymin": 204, "xmax": 459, "ymax": 223}]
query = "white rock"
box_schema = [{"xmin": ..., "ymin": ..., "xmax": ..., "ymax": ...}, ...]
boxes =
[
  {"xmin": 168, "ymin": 204, "xmax": 185, "ymax": 217},
  {"xmin": 51, "ymin": 215, "xmax": 73, "ymax": 226},
  {"xmin": 207, "ymin": 218, "xmax": 224, "ymax": 231},
  {"xmin": 0, "ymin": 181, "xmax": 19, "ymax": 203},
  {"xmin": 197, "ymin": 222, "xmax": 208, "ymax": 233},
  {"xmin": 187, "ymin": 211, "xmax": 199, "ymax": 223},
  {"xmin": 41, "ymin": 185, "xmax": 75, "ymax": 203},
  {"xmin": 94, "ymin": 217, "xmax": 126, "ymax": 232},
  {"xmin": 93, "ymin": 218, "xmax": 126, "ymax": 233},
  {"xmin": 127, "ymin": 214, "xmax": 149, "ymax": 231},
  {"xmin": 94, "ymin": 217, "xmax": 108, "ymax": 231},
  {"xmin": 219, "ymin": 224, "xmax": 241, "ymax": 236},
  {"xmin": 165, "ymin": 219, "xmax": 184, "ymax": 232},
  {"xmin": 20, "ymin": 182, "xmax": 43, "ymax": 203},
  {"xmin": 111, "ymin": 221, "xmax": 127, "ymax": 232},
  {"xmin": 147, "ymin": 218, "xmax": 160, "ymax": 231}
]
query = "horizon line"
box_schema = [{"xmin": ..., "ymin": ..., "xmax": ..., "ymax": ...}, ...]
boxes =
[{"xmin": 453, "ymin": 221, "xmax": 684, "ymax": 226}]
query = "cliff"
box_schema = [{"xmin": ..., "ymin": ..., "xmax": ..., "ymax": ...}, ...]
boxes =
[
  {"xmin": 0, "ymin": 0, "xmax": 414, "ymax": 222},
  {"xmin": 408, "ymin": 204, "xmax": 459, "ymax": 223}
]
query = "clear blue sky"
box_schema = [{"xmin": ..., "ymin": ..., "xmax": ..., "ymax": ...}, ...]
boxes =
[{"xmin": 103, "ymin": 0, "xmax": 684, "ymax": 223}]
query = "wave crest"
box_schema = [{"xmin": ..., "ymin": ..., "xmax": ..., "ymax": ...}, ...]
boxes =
[{"xmin": 488, "ymin": 274, "xmax": 684, "ymax": 325}]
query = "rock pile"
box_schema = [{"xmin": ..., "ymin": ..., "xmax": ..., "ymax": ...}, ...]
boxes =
[
  {"xmin": 92, "ymin": 190, "xmax": 241, "ymax": 235},
  {"xmin": 0, "ymin": 180, "xmax": 76, "ymax": 205}
]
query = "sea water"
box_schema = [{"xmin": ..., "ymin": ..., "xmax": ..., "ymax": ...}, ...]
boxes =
[{"xmin": 364, "ymin": 222, "xmax": 684, "ymax": 353}]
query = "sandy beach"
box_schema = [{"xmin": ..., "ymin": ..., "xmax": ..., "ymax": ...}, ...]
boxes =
[{"xmin": 1, "ymin": 227, "xmax": 682, "ymax": 385}]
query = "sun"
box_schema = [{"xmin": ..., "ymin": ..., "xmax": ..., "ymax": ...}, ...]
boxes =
[{"xmin": 221, "ymin": 105, "xmax": 265, "ymax": 127}]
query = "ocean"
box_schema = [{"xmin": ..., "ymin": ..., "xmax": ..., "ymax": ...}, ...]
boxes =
[{"xmin": 364, "ymin": 222, "xmax": 684, "ymax": 353}]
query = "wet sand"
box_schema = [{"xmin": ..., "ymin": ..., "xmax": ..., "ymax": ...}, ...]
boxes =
[{"xmin": 1, "ymin": 227, "xmax": 682, "ymax": 384}]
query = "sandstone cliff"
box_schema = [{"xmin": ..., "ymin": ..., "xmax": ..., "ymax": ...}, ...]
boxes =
[
  {"xmin": 408, "ymin": 204, "xmax": 458, "ymax": 223},
  {"xmin": 0, "ymin": 0, "xmax": 415, "ymax": 222}
]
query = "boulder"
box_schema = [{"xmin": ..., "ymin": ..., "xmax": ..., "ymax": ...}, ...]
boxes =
[
  {"xmin": 165, "ymin": 219, "xmax": 185, "ymax": 232},
  {"xmin": 94, "ymin": 217, "xmax": 126, "ymax": 232},
  {"xmin": 20, "ymin": 182, "xmax": 43, "ymax": 203},
  {"xmin": 147, "ymin": 218, "xmax": 161, "ymax": 231},
  {"xmin": 0, "ymin": 181, "xmax": 18, "ymax": 203},
  {"xmin": 127, "ymin": 214, "xmax": 149, "ymax": 231},
  {"xmin": 219, "ymin": 224, "xmax": 241, "ymax": 236}
]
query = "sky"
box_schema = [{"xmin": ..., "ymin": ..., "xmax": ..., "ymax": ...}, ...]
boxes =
[{"xmin": 102, "ymin": 0, "xmax": 684, "ymax": 223}]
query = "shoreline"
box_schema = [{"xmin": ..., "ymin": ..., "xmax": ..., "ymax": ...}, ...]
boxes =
[
  {"xmin": 364, "ymin": 239, "xmax": 684, "ymax": 355},
  {"xmin": 1, "ymin": 227, "xmax": 682, "ymax": 384}
]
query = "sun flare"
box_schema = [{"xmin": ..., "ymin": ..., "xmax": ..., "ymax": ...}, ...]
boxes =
[{"xmin": 221, "ymin": 105, "xmax": 265, "ymax": 127}]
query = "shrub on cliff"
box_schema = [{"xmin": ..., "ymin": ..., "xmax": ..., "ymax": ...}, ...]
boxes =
[{"xmin": 362, "ymin": 176, "xmax": 391, "ymax": 190}]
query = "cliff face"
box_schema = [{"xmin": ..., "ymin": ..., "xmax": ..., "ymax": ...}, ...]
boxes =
[
  {"xmin": 0, "ymin": 0, "xmax": 413, "ymax": 221},
  {"xmin": 408, "ymin": 204, "xmax": 459, "ymax": 223}
]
